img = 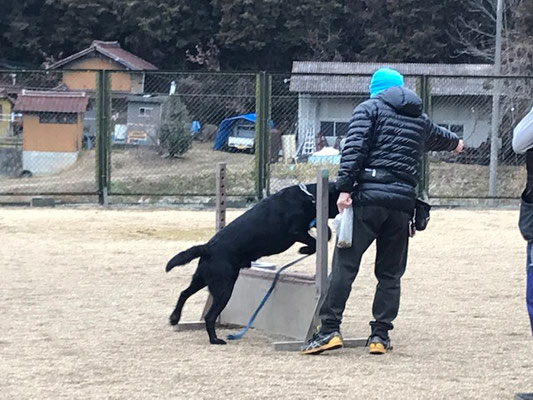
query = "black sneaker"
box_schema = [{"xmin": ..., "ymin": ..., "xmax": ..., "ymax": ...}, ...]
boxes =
[
  {"xmin": 301, "ymin": 331, "xmax": 343, "ymax": 355},
  {"xmin": 367, "ymin": 335, "xmax": 392, "ymax": 354}
]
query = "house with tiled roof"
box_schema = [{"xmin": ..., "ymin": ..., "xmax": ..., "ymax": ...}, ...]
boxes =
[
  {"xmin": 13, "ymin": 90, "xmax": 89, "ymax": 175},
  {"xmin": 48, "ymin": 40, "xmax": 157, "ymax": 94},
  {"xmin": 290, "ymin": 61, "xmax": 495, "ymax": 156},
  {"xmin": 47, "ymin": 40, "xmax": 163, "ymax": 145}
]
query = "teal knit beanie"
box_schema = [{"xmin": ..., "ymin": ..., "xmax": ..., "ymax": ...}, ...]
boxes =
[{"xmin": 369, "ymin": 68, "xmax": 404, "ymax": 97}]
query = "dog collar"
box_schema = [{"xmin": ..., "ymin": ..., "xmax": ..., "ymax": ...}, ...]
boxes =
[{"xmin": 298, "ymin": 184, "xmax": 315, "ymax": 203}]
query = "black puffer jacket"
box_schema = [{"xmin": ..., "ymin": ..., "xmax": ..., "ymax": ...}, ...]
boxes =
[{"xmin": 336, "ymin": 86, "xmax": 459, "ymax": 212}]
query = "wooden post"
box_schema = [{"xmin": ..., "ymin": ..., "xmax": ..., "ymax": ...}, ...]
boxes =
[
  {"xmin": 203, "ymin": 162, "xmax": 227, "ymax": 318},
  {"xmin": 216, "ymin": 162, "xmax": 226, "ymax": 232},
  {"xmin": 304, "ymin": 168, "xmax": 329, "ymax": 341},
  {"xmin": 316, "ymin": 168, "xmax": 329, "ymax": 298},
  {"xmin": 177, "ymin": 163, "xmax": 227, "ymax": 330}
]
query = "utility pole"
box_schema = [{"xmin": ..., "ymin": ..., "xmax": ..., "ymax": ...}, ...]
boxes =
[{"xmin": 488, "ymin": 0, "xmax": 504, "ymax": 199}]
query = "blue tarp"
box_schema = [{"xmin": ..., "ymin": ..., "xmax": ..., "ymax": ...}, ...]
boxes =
[{"xmin": 213, "ymin": 113, "xmax": 256, "ymax": 150}]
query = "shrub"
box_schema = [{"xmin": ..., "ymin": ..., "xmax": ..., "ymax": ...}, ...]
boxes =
[{"xmin": 158, "ymin": 95, "xmax": 192, "ymax": 157}]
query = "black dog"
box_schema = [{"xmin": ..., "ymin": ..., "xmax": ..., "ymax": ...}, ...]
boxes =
[{"xmin": 165, "ymin": 183, "xmax": 339, "ymax": 344}]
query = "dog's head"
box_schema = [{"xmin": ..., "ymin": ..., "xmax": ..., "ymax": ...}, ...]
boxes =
[{"xmin": 303, "ymin": 182, "xmax": 340, "ymax": 219}]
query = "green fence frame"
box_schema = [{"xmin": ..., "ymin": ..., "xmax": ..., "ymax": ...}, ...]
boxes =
[{"xmin": 96, "ymin": 70, "xmax": 111, "ymax": 205}]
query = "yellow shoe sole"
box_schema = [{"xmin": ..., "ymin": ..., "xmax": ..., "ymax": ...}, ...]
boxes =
[
  {"xmin": 301, "ymin": 336, "xmax": 343, "ymax": 355},
  {"xmin": 368, "ymin": 342, "xmax": 390, "ymax": 355}
]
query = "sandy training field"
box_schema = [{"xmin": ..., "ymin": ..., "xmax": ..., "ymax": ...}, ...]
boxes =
[{"xmin": 0, "ymin": 207, "xmax": 531, "ymax": 399}]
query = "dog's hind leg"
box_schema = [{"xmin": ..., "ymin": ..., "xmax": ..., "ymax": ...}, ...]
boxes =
[
  {"xmin": 169, "ymin": 273, "xmax": 206, "ymax": 326},
  {"xmin": 204, "ymin": 279, "xmax": 236, "ymax": 345}
]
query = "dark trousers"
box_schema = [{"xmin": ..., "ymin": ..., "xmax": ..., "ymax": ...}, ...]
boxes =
[{"xmin": 319, "ymin": 205, "xmax": 411, "ymax": 340}]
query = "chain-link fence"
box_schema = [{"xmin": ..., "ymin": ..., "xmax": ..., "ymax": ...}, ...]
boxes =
[
  {"xmin": 269, "ymin": 72, "xmax": 532, "ymax": 200},
  {"xmin": 0, "ymin": 69, "xmax": 531, "ymax": 204},
  {"xmin": 426, "ymin": 75, "xmax": 531, "ymax": 199},
  {"xmin": 0, "ymin": 69, "xmax": 98, "ymax": 197},
  {"xmin": 107, "ymin": 71, "xmax": 257, "ymax": 199}
]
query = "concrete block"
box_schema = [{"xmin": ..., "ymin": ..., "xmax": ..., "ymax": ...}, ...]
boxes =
[{"xmin": 31, "ymin": 197, "xmax": 55, "ymax": 207}]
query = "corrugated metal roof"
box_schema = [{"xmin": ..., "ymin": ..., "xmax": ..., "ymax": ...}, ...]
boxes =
[
  {"xmin": 292, "ymin": 61, "xmax": 493, "ymax": 75},
  {"xmin": 127, "ymin": 95, "xmax": 166, "ymax": 104},
  {"xmin": 289, "ymin": 62, "xmax": 496, "ymax": 96},
  {"xmin": 48, "ymin": 40, "xmax": 157, "ymax": 71},
  {"xmin": 14, "ymin": 90, "xmax": 89, "ymax": 113}
]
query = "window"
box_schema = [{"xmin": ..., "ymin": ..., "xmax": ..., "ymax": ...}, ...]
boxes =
[
  {"xmin": 437, "ymin": 123, "xmax": 464, "ymax": 139},
  {"xmin": 336, "ymin": 122, "xmax": 350, "ymax": 137},
  {"xmin": 233, "ymin": 124, "xmax": 255, "ymax": 139},
  {"xmin": 139, "ymin": 107, "xmax": 153, "ymax": 117},
  {"xmin": 320, "ymin": 121, "xmax": 334, "ymax": 137},
  {"xmin": 320, "ymin": 121, "xmax": 350, "ymax": 137},
  {"xmin": 39, "ymin": 112, "xmax": 77, "ymax": 124}
]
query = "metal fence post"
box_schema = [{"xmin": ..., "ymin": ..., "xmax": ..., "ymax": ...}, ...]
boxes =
[
  {"xmin": 417, "ymin": 75, "xmax": 431, "ymax": 198},
  {"xmin": 255, "ymin": 71, "xmax": 271, "ymax": 199},
  {"xmin": 96, "ymin": 70, "xmax": 111, "ymax": 205},
  {"xmin": 264, "ymin": 73, "xmax": 272, "ymax": 197}
]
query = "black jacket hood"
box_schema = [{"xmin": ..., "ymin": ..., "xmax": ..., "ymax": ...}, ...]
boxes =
[{"xmin": 377, "ymin": 86, "xmax": 423, "ymax": 118}]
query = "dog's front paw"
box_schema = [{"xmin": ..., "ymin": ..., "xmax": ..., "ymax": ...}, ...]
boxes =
[
  {"xmin": 210, "ymin": 338, "xmax": 227, "ymax": 345},
  {"xmin": 298, "ymin": 246, "xmax": 316, "ymax": 255}
]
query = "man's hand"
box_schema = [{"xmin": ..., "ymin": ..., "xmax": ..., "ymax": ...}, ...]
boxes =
[
  {"xmin": 453, "ymin": 139, "xmax": 464, "ymax": 154},
  {"xmin": 337, "ymin": 192, "xmax": 352, "ymax": 213}
]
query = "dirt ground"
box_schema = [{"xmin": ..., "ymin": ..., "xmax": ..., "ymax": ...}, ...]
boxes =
[{"xmin": 0, "ymin": 207, "xmax": 532, "ymax": 399}]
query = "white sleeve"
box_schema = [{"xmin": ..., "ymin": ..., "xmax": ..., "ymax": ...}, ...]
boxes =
[{"xmin": 512, "ymin": 107, "xmax": 533, "ymax": 154}]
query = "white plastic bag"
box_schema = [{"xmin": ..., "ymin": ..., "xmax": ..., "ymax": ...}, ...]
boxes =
[{"xmin": 333, "ymin": 206, "xmax": 353, "ymax": 248}]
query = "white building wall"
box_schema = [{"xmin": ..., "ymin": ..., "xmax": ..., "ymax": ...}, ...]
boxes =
[
  {"xmin": 22, "ymin": 151, "xmax": 79, "ymax": 175},
  {"xmin": 297, "ymin": 95, "xmax": 491, "ymax": 151},
  {"xmin": 431, "ymin": 96, "xmax": 491, "ymax": 148},
  {"xmin": 318, "ymin": 98, "xmax": 356, "ymax": 121},
  {"xmin": 297, "ymin": 95, "xmax": 319, "ymax": 155}
]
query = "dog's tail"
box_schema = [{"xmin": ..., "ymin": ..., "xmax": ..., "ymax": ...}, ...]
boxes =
[{"xmin": 165, "ymin": 244, "xmax": 208, "ymax": 272}]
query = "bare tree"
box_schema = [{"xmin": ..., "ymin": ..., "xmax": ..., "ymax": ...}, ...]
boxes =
[
  {"xmin": 450, "ymin": 0, "xmax": 532, "ymax": 74},
  {"xmin": 304, "ymin": 21, "xmax": 344, "ymax": 62},
  {"xmin": 185, "ymin": 39, "xmax": 221, "ymax": 72}
]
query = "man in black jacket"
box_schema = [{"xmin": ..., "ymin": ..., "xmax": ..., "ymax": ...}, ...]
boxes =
[{"xmin": 302, "ymin": 67, "xmax": 464, "ymax": 355}]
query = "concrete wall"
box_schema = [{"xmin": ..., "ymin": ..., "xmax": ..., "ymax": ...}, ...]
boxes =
[
  {"xmin": 83, "ymin": 99, "xmax": 96, "ymax": 138},
  {"xmin": 0, "ymin": 99, "xmax": 12, "ymax": 136},
  {"xmin": 22, "ymin": 114, "xmax": 83, "ymax": 152},
  {"xmin": 22, "ymin": 150, "xmax": 78, "ymax": 175},
  {"xmin": 0, "ymin": 147, "xmax": 22, "ymax": 176},
  {"xmin": 126, "ymin": 101, "xmax": 162, "ymax": 145}
]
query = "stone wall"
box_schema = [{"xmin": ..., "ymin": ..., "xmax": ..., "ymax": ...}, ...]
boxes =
[{"xmin": 0, "ymin": 147, "xmax": 22, "ymax": 176}]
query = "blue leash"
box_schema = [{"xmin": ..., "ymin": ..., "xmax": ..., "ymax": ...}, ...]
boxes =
[{"xmin": 226, "ymin": 254, "xmax": 311, "ymax": 340}]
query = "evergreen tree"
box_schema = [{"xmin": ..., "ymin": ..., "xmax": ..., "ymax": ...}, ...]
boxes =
[{"xmin": 158, "ymin": 94, "xmax": 192, "ymax": 157}]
